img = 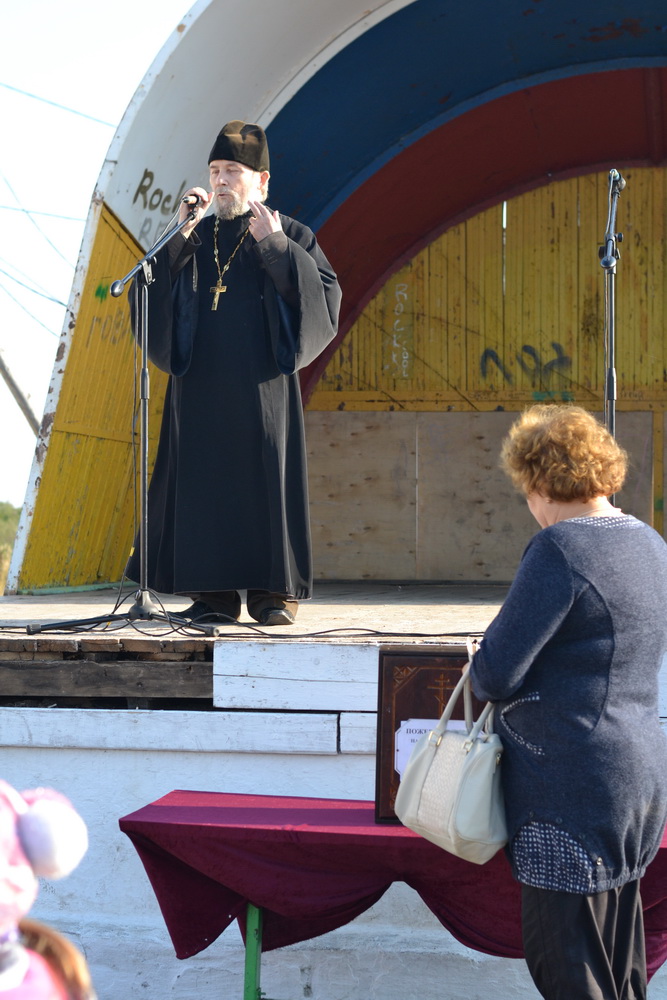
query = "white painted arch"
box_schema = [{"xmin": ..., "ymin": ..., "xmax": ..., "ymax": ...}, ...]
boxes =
[{"xmin": 100, "ymin": 0, "xmax": 416, "ymax": 248}]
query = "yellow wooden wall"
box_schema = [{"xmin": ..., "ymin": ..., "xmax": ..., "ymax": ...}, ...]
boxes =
[
  {"xmin": 310, "ymin": 168, "xmax": 667, "ymax": 410},
  {"xmin": 16, "ymin": 206, "xmax": 167, "ymax": 590}
]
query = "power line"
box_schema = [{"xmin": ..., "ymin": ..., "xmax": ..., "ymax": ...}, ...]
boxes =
[
  {"xmin": 0, "ymin": 81, "xmax": 115, "ymax": 127},
  {"xmin": 0, "ymin": 169, "xmax": 74, "ymax": 268},
  {"xmin": 0, "ymin": 205, "xmax": 85, "ymax": 222},
  {"xmin": 0, "ymin": 281, "xmax": 60, "ymax": 337},
  {"xmin": 0, "ymin": 254, "xmax": 67, "ymax": 301},
  {"xmin": 0, "ymin": 267, "xmax": 66, "ymax": 307}
]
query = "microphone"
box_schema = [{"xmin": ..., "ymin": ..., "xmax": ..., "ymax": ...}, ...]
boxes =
[
  {"xmin": 181, "ymin": 193, "xmax": 204, "ymax": 206},
  {"xmin": 609, "ymin": 168, "xmax": 626, "ymax": 192}
]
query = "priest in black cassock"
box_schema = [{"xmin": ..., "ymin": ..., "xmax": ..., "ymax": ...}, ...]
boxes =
[{"xmin": 125, "ymin": 120, "xmax": 341, "ymax": 625}]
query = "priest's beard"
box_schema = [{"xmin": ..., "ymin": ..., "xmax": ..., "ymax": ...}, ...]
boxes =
[{"xmin": 212, "ymin": 190, "xmax": 247, "ymax": 220}]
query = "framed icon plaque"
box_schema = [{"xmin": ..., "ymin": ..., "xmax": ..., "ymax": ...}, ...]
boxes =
[{"xmin": 374, "ymin": 644, "xmax": 484, "ymax": 823}]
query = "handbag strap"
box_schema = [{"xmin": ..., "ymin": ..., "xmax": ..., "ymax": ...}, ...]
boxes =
[
  {"xmin": 429, "ymin": 639, "xmax": 495, "ymax": 743},
  {"xmin": 465, "ymin": 634, "xmax": 494, "ymax": 734}
]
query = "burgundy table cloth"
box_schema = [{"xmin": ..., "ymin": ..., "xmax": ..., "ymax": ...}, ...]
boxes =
[{"xmin": 119, "ymin": 790, "xmax": 667, "ymax": 979}]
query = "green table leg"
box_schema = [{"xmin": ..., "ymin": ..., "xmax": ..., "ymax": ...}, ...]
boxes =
[{"xmin": 243, "ymin": 903, "xmax": 263, "ymax": 1000}]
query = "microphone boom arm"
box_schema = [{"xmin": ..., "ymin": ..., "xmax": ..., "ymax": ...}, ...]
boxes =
[{"xmin": 110, "ymin": 205, "xmax": 198, "ymax": 298}]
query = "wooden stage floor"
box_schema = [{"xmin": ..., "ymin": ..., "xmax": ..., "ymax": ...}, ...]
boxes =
[{"xmin": 0, "ymin": 582, "xmax": 507, "ymax": 640}]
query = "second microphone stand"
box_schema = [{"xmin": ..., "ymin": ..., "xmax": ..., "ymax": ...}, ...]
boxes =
[{"xmin": 599, "ymin": 168, "xmax": 626, "ymax": 440}]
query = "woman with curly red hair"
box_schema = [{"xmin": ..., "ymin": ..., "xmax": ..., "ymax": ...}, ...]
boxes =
[{"xmin": 470, "ymin": 404, "xmax": 667, "ymax": 1000}]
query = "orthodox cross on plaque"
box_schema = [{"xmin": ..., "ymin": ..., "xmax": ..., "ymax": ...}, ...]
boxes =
[{"xmin": 427, "ymin": 673, "xmax": 454, "ymax": 715}]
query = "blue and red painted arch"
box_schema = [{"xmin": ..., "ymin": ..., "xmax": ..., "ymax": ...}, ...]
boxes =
[{"xmin": 259, "ymin": 0, "xmax": 667, "ymax": 398}]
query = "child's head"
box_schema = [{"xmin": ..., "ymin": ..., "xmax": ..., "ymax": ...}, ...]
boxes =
[{"xmin": 0, "ymin": 781, "xmax": 89, "ymax": 998}]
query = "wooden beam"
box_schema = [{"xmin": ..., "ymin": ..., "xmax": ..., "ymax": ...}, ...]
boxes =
[{"xmin": 0, "ymin": 660, "xmax": 212, "ymax": 699}]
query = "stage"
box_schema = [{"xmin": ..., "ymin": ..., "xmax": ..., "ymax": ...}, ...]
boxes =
[{"xmin": 0, "ymin": 583, "xmax": 507, "ymax": 706}]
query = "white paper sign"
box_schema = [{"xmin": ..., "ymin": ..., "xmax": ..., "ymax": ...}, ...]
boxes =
[{"xmin": 394, "ymin": 718, "xmax": 467, "ymax": 776}]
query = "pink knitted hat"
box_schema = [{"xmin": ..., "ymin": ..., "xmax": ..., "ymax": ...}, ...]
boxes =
[{"xmin": 0, "ymin": 781, "xmax": 88, "ymax": 937}]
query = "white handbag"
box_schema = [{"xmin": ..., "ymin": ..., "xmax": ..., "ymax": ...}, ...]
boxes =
[{"xmin": 394, "ymin": 640, "xmax": 507, "ymax": 864}]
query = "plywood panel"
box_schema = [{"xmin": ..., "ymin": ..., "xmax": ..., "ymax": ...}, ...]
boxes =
[
  {"xmin": 303, "ymin": 409, "xmax": 655, "ymax": 582},
  {"xmin": 613, "ymin": 412, "xmax": 653, "ymax": 525},
  {"xmin": 415, "ymin": 412, "xmax": 534, "ymax": 581},
  {"xmin": 307, "ymin": 412, "xmax": 417, "ymax": 580}
]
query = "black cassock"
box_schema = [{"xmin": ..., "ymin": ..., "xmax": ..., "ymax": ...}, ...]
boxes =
[{"xmin": 125, "ymin": 211, "xmax": 341, "ymax": 599}]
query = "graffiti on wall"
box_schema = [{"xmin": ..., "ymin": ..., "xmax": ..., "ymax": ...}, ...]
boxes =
[
  {"xmin": 480, "ymin": 341, "xmax": 574, "ymax": 400},
  {"xmin": 383, "ymin": 282, "xmax": 413, "ymax": 379}
]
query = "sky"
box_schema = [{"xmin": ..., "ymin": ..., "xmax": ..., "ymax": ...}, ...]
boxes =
[{"xmin": 0, "ymin": 0, "xmax": 192, "ymax": 507}]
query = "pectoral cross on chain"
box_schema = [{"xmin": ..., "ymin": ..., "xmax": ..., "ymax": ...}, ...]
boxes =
[
  {"xmin": 210, "ymin": 221, "xmax": 249, "ymax": 310},
  {"xmin": 210, "ymin": 282, "xmax": 227, "ymax": 311}
]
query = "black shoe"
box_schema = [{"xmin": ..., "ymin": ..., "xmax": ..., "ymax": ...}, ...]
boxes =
[
  {"xmin": 178, "ymin": 600, "xmax": 239, "ymax": 623},
  {"xmin": 258, "ymin": 607, "xmax": 295, "ymax": 626}
]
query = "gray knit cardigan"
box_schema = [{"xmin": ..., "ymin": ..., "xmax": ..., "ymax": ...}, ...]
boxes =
[{"xmin": 470, "ymin": 515, "xmax": 667, "ymax": 893}]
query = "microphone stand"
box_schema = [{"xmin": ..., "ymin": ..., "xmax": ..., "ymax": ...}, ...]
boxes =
[
  {"xmin": 598, "ymin": 168, "xmax": 626, "ymax": 441},
  {"xmin": 26, "ymin": 205, "xmax": 221, "ymax": 636}
]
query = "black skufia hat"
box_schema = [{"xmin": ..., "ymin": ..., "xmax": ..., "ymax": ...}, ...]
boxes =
[{"xmin": 208, "ymin": 120, "xmax": 270, "ymax": 172}]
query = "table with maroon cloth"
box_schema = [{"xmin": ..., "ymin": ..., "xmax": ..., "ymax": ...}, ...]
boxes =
[{"xmin": 119, "ymin": 790, "xmax": 667, "ymax": 981}]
